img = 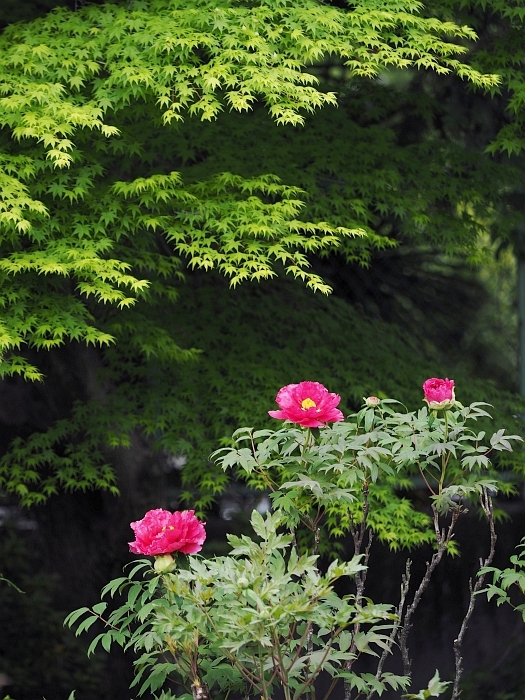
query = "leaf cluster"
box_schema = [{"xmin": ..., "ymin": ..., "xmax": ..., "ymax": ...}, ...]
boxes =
[
  {"xmin": 213, "ymin": 399, "xmax": 522, "ymax": 550},
  {"xmin": 1, "ymin": 0, "xmax": 525, "ymax": 513},
  {"xmin": 479, "ymin": 537, "xmax": 525, "ymax": 621}
]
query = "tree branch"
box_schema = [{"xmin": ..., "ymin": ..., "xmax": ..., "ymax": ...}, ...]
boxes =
[
  {"xmin": 398, "ymin": 505, "xmax": 461, "ymax": 677},
  {"xmin": 366, "ymin": 559, "xmax": 412, "ymax": 700},
  {"xmin": 451, "ymin": 489, "xmax": 496, "ymax": 700}
]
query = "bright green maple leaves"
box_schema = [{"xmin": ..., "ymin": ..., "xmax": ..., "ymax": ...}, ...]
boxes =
[
  {"xmin": 0, "ymin": 0, "xmax": 502, "ymax": 381},
  {"xmin": 0, "ymin": 0, "xmax": 498, "ymax": 141}
]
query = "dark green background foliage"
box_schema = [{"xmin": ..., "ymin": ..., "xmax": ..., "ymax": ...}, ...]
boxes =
[
  {"xmin": 457, "ymin": 641, "xmax": 525, "ymax": 700},
  {"xmin": 146, "ymin": 272, "xmax": 525, "ymax": 506},
  {"xmin": 0, "ymin": 525, "xmax": 108, "ymax": 700}
]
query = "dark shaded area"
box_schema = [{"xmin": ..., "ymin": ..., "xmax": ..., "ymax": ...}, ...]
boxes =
[
  {"xmin": 0, "ymin": 0, "xmax": 67, "ymax": 29},
  {"xmin": 359, "ymin": 505, "xmax": 525, "ymax": 698},
  {"xmin": 0, "ymin": 0, "xmax": 123, "ymax": 29},
  {"xmin": 313, "ymin": 250, "xmax": 511, "ymax": 388}
]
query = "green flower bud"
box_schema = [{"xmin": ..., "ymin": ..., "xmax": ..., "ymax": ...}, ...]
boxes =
[
  {"xmin": 154, "ymin": 553, "xmax": 175, "ymax": 573},
  {"xmin": 365, "ymin": 396, "xmax": 380, "ymax": 407}
]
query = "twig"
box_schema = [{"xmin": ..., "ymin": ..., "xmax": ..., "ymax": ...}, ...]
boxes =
[
  {"xmin": 398, "ymin": 505, "xmax": 461, "ymax": 676},
  {"xmin": 304, "ymin": 527, "xmax": 321, "ymax": 700},
  {"xmin": 272, "ymin": 629, "xmax": 292, "ymax": 700},
  {"xmin": 344, "ymin": 484, "xmax": 373, "ymax": 700},
  {"xmin": 0, "ymin": 574, "xmax": 24, "ymax": 594},
  {"xmin": 355, "ymin": 533, "xmax": 373, "ymax": 603},
  {"xmin": 289, "ymin": 620, "xmax": 313, "ymax": 669},
  {"xmin": 418, "ymin": 464, "xmax": 436, "ymax": 495},
  {"xmin": 293, "ymin": 638, "xmax": 335, "ymax": 700},
  {"xmin": 352, "ymin": 483, "xmax": 373, "ymax": 605},
  {"xmin": 366, "ymin": 559, "xmax": 412, "ymax": 700},
  {"xmin": 451, "ymin": 489, "xmax": 496, "ymax": 700}
]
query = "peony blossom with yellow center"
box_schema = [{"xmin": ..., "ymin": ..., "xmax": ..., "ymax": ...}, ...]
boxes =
[{"xmin": 268, "ymin": 381, "xmax": 344, "ymax": 428}]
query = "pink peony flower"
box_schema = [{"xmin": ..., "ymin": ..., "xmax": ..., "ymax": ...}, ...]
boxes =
[
  {"xmin": 423, "ymin": 378, "xmax": 455, "ymax": 410},
  {"xmin": 268, "ymin": 381, "xmax": 344, "ymax": 428},
  {"xmin": 129, "ymin": 509, "xmax": 206, "ymax": 556}
]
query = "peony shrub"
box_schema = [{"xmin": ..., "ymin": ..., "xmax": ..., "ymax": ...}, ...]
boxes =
[{"xmin": 67, "ymin": 379, "xmax": 523, "ymax": 700}]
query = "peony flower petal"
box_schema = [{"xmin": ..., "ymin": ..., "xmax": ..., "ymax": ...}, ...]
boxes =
[{"xmin": 268, "ymin": 409, "xmax": 290, "ymax": 420}]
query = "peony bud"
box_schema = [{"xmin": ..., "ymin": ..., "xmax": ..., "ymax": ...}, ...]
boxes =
[
  {"xmin": 423, "ymin": 378, "xmax": 455, "ymax": 410},
  {"xmin": 365, "ymin": 396, "xmax": 380, "ymax": 407},
  {"xmin": 154, "ymin": 554, "xmax": 175, "ymax": 573}
]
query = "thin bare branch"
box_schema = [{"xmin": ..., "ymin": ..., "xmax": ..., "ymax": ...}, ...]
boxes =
[
  {"xmin": 398, "ymin": 505, "xmax": 461, "ymax": 676},
  {"xmin": 451, "ymin": 489, "xmax": 497, "ymax": 700},
  {"xmin": 344, "ymin": 484, "xmax": 373, "ymax": 700},
  {"xmin": 366, "ymin": 559, "xmax": 412, "ymax": 700}
]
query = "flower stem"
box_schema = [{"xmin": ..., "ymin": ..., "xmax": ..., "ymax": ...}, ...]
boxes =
[
  {"xmin": 302, "ymin": 428, "xmax": 312, "ymax": 460},
  {"xmin": 439, "ymin": 410, "xmax": 449, "ymax": 494}
]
